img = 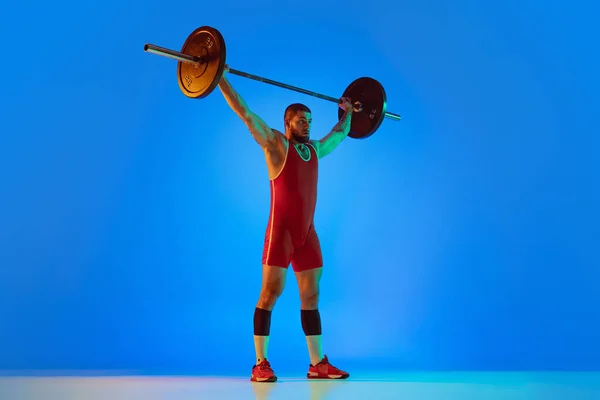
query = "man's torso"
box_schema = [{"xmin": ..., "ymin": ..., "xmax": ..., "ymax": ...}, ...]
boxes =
[{"xmin": 264, "ymin": 132, "xmax": 319, "ymax": 237}]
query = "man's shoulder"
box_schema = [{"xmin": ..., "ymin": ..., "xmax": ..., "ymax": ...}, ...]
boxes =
[
  {"xmin": 308, "ymin": 140, "xmax": 322, "ymax": 157},
  {"xmin": 308, "ymin": 139, "xmax": 321, "ymax": 148},
  {"xmin": 263, "ymin": 129, "xmax": 288, "ymax": 155},
  {"xmin": 271, "ymin": 128, "xmax": 284, "ymax": 137},
  {"xmin": 262, "ymin": 129, "xmax": 285, "ymax": 147},
  {"xmin": 268, "ymin": 129, "xmax": 286, "ymax": 144}
]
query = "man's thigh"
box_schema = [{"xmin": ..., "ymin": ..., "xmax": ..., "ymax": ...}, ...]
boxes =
[
  {"xmin": 262, "ymin": 228, "xmax": 293, "ymax": 269},
  {"xmin": 291, "ymin": 227, "xmax": 323, "ymax": 273}
]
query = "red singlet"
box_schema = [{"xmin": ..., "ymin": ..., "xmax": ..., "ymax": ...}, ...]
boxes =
[{"xmin": 262, "ymin": 140, "xmax": 322, "ymax": 272}]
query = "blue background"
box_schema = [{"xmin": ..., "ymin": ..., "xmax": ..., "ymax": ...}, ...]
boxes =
[{"xmin": 1, "ymin": 0, "xmax": 598, "ymax": 375}]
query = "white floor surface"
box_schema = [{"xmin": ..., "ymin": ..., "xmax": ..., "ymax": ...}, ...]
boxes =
[{"xmin": 1, "ymin": 372, "xmax": 599, "ymax": 400}]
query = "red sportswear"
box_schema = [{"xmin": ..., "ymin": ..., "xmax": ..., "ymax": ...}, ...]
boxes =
[{"xmin": 262, "ymin": 140, "xmax": 322, "ymax": 272}]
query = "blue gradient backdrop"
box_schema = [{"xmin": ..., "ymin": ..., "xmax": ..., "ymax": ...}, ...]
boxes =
[{"xmin": 1, "ymin": 0, "xmax": 599, "ymax": 375}]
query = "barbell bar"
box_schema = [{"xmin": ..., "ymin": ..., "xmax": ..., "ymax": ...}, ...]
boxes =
[{"xmin": 143, "ymin": 26, "xmax": 402, "ymax": 139}]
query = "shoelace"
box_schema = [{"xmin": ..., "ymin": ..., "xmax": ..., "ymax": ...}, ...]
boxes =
[{"xmin": 253, "ymin": 361, "xmax": 271, "ymax": 372}]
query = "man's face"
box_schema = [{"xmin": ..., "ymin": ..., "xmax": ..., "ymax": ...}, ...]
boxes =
[{"xmin": 288, "ymin": 111, "xmax": 312, "ymax": 143}]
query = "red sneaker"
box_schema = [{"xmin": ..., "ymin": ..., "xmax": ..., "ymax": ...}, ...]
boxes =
[
  {"xmin": 250, "ymin": 359, "xmax": 277, "ymax": 382},
  {"xmin": 307, "ymin": 355, "xmax": 349, "ymax": 379}
]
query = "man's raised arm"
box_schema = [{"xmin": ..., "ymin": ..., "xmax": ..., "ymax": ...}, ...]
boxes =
[
  {"xmin": 217, "ymin": 68, "xmax": 278, "ymax": 149},
  {"xmin": 313, "ymin": 97, "xmax": 354, "ymax": 158}
]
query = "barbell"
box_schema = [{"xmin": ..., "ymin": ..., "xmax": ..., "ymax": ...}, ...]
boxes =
[{"xmin": 143, "ymin": 26, "xmax": 401, "ymax": 139}]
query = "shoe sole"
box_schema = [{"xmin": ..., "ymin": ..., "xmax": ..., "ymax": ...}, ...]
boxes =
[
  {"xmin": 251, "ymin": 376, "xmax": 277, "ymax": 382},
  {"xmin": 307, "ymin": 373, "xmax": 350, "ymax": 379}
]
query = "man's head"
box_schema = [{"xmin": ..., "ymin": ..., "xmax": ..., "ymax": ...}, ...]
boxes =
[{"xmin": 284, "ymin": 103, "xmax": 312, "ymax": 144}]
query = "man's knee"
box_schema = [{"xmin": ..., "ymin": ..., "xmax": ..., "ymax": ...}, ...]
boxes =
[
  {"xmin": 300, "ymin": 290, "xmax": 319, "ymax": 309},
  {"xmin": 258, "ymin": 283, "xmax": 284, "ymax": 310},
  {"xmin": 258, "ymin": 264, "xmax": 287, "ymax": 310},
  {"xmin": 258, "ymin": 291, "xmax": 281, "ymax": 310}
]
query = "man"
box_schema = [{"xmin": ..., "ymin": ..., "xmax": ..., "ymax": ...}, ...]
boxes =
[{"xmin": 217, "ymin": 65, "xmax": 353, "ymax": 382}]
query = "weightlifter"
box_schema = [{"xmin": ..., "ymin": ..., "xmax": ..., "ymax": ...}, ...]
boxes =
[{"xmin": 217, "ymin": 65, "xmax": 352, "ymax": 382}]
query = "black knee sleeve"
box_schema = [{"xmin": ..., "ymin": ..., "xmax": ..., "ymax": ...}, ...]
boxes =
[
  {"xmin": 301, "ymin": 309, "xmax": 322, "ymax": 336},
  {"xmin": 254, "ymin": 307, "xmax": 272, "ymax": 336}
]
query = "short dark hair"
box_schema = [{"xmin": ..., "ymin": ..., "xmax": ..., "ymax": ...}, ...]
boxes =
[{"xmin": 284, "ymin": 103, "xmax": 311, "ymax": 124}]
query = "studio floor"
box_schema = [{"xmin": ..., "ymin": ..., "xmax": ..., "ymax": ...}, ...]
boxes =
[{"xmin": 1, "ymin": 372, "xmax": 599, "ymax": 400}]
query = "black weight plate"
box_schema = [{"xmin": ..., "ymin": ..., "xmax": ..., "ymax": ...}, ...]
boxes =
[
  {"xmin": 177, "ymin": 26, "xmax": 227, "ymax": 99},
  {"xmin": 338, "ymin": 77, "xmax": 387, "ymax": 139}
]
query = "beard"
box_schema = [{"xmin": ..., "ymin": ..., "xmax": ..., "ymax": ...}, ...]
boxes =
[{"xmin": 292, "ymin": 131, "xmax": 310, "ymax": 144}]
